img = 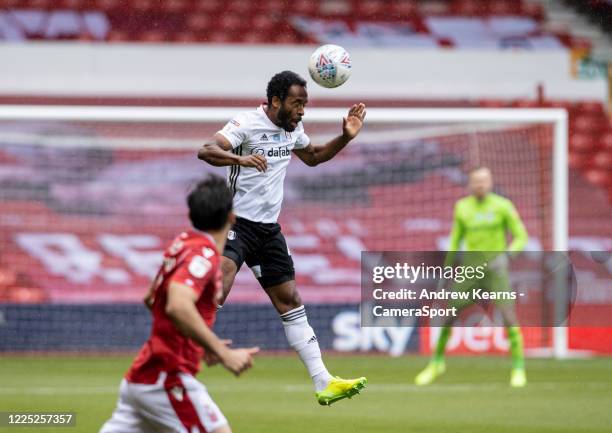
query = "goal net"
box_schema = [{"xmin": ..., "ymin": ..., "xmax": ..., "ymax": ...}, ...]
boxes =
[{"xmin": 0, "ymin": 106, "xmax": 568, "ymax": 357}]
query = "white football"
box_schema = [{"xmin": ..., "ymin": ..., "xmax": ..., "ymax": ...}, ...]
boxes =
[{"xmin": 308, "ymin": 44, "xmax": 352, "ymax": 89}]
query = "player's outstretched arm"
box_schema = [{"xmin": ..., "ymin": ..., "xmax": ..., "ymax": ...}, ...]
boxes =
[
  {"xmin": 166, "ymin": 282, "xmax": 259, "ymax": 376},
  {"xmin": 293, "ymin": 103, "xmax": 366, "ymax": 167},
  {"xmin": 198, "ymin": 134, "xmax": 267, "ymax": 172}
]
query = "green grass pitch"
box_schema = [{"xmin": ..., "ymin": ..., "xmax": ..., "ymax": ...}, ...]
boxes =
[{"xmin": 1, "ymin": 355, "xmax": 611, "ymax": 433}]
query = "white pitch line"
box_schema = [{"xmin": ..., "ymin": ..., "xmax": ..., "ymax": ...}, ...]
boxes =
[
  {"xmin": 0, "ymin": 382, "xmax": 608, "ymax": 396},
  {"xmin": 0, "ymin": 386, "xmax": 119, "ymax": 395}
]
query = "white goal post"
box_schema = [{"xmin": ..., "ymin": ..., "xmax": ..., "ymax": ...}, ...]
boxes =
[{"xmin": 0, "ymin": 105, "xmax": 569, "ymax": 358}]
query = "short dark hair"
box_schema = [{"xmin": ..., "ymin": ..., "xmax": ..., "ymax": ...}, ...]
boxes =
[
  {"xmin": 187, "ymin": 175, "xmax": 233, "ymax": 231},
  {"xmin": 266, "ymin": 70, "xmax": 307, "ymax": 105}
]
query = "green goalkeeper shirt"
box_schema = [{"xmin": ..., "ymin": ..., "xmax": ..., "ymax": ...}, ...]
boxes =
[{"xmin": 447, "ymin": 192, "xmax": 528, "ymax": 253}]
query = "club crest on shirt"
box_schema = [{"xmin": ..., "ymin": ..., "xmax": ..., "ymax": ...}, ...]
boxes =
[
  {"xmin": 228, "ymin": 230, "xmax": 236, "ymax": 240},
  {"xmin": 202, "ymin": 247, "xmax": 215, "ymax": 258},
  {"xmin": 475, "ymin": 211, "xmax": 494, "ymax": 222},
  {"xmin": 188, "ymin": 255, "xmax": 211, "ymax": 278}
]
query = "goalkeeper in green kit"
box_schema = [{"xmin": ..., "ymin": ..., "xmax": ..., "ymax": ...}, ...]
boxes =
[{"xmin": 415, "ymin": 166, "xmax": 529, "ymax": 388}]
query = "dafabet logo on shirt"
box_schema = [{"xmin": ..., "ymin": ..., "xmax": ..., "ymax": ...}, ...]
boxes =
[{"xmin": 251, "ymin": 146, "xmax": 290, "ymax": 158}]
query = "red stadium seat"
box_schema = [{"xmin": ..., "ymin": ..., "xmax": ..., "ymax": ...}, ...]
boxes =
[
  {"xmin": 174, "ymin": 32, "xmax": 201, "ymax": 43},
  {"xmin": 0, "ymin": 0, "xmax": 23, "ymax": 8},
  {"xmin": 489, "ymin": 0, "xmax": 519, "ymax": 15},
  {"xmin": 260, "ymin": 0, "xmax": 288, "ymax": 13},
  {"xmin": 545, "ymin": 100, "xmax": 573, "ymax": 110},
  {"xmin": 131, "ymin": 0, "xmax": 155, "ymax": 12},
  {"xmin": 570, "ymin": 133, "xmax": 598, "ymax": 153},
  {"xmin": 585, "ymin": 169, "xmax": 612, "ymax": 187},
  {"xmin": 77, "ymin": 32, "xmax": 97, "ymax": 42},
  {"xmin": 241, "ymin": 32, "xmax": 270, "ymax": 44},
  {"xmin": 512, "ymin": 99, "xmax": 540, "ymax": 108},
  {"xmin": 57, "ymin": 0, "xmax": 86, "ymax": 10},
  {"xmin": 140, "ymin": 30, "xmax": 168, "ymax": 43},
  {"xmin": 165, "ymin": 0, "xmax": 190, "ymax": 13},
  {"xmin": 572, "ymin": 115, "xmax": 607, "ymax": 133},
  {"xmin": 576, "ymin": 101, "xmax": 605, "ymax": 114},
  {"xmin": 187, "ymin": 14, "xmax": 211, "ymax": 32},
  {"xmin": 106, "ymin": 29, "xmax": 130, "ymax": 42},
  {"xmin": 451, "ymin": 0, "xmax": 485, "ymax": 16},
  {"xmin": 5, "ymin": 287, "xmax": 48, "ymax": 303},
  {"xmin": 95, "ymin": 0, "xmax": 122, "ymax": 11},
  {"xmin": 319, "ymin": 0, "xmax": 352, "ymax": 16},
  {"xmin": 274, "ymin": 32, "xmax": 299, "ymax": 44},
  {"xmin": 218, "ymin": 15, "xmax": 243, "ymax": 32},
  {"xmin": 206, "ymin": 31, "xmax": 235, "ymax": 43},
  {"xmin": 479, "ymin": 99, "xmax": 508, "ymax": 108},
  {"xmin": 568, "ymin": 152, "xmax": 591, "ymax": 170},
  {"xmin": 193, "ymin": 0, "xmax": 223, "ymax": 13},
  {"xmin": 390, "ymin": 0, "xmax": 418, "ymax": 17},
  {"xmin": 358, "ymin": 0, "xmax": 387, "ymax": 17},
  {"xmin": 251, "ymin": 14, "xmax": 275, "ymax": 32},
  {"xmin": 592, "ymin": 151, "xmax": 612, "ymax": 170},
  {"xmin": 601, "ymin": 132, "xmax": 612, "ymax": 151},
  {"xmin": 226, "ymin": 0, "xmax": 255, "ymax": 14},
  {"xmin": 28, "ymin": 0, "xmax": 52, "ymax": 8},
  {"xmin": 521, "ymin": 2, "xmax": 545, "ymax": 20},
  {"xmin": 421, "ymin": 1, "xmax": 449, "ymax": 14},
  {"xmin": 0, "ymin": 268, "xmax": 17, "ymax": 292}
]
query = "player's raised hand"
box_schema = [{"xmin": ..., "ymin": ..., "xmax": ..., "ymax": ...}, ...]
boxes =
[
  {"xmin": 342, "ymin": 103, "xmax": 366, "ymax": 140},
  {"xmin": 221, "ymin": 346, "xmax": 260, "ymax": 376},
  {"xmin": 239, "ymin": 154, "xmax": 267, "ymax": 172}
]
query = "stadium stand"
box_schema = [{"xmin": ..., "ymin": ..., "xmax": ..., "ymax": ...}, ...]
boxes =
[
  {"xmin": 0, "ymin": 1, "xmax": 609, "ymax": 223},
  {"xmin": 0, "ymin": 0, "xmax": 591, "ymax": 49}
]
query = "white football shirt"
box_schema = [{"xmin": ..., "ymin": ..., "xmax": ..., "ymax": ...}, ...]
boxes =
[{"xmin": 216, "ymin": 105, "xmax": 311, "ymax": 223}]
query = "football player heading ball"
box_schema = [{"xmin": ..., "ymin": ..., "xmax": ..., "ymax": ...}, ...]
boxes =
[{"xmin": 198, "ymin": 71, "xmax": 367, "ymax": 406}]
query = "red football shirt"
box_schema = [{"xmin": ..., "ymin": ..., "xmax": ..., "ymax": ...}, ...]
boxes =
[{"xmin": 126, "ymin": 230, "xmax": 222, "ymax": 384}]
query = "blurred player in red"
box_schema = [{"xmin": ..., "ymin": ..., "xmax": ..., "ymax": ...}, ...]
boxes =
[{"xmin": 100, "ymin": 175, "xmax": 258, "ymax": 433}]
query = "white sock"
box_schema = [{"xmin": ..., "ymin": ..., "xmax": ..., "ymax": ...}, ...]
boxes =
[{"xmin": 281, "ymin": 306, "xmax": 332, "ymax": 392}]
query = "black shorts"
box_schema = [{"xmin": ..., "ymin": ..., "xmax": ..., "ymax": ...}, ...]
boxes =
[{"xmin": 223, "ymin": 217, "xmax": 295, "ymax": 288}]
